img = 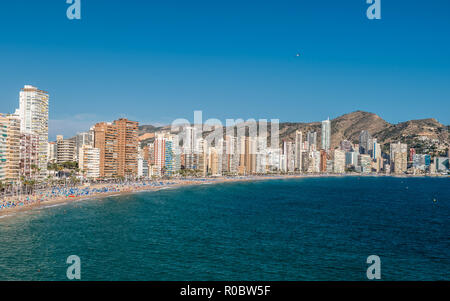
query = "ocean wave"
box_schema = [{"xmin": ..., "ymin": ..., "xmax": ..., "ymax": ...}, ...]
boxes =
[{"xmin": 0, "ymin": 214, "xmax": 14, "ymax": 219}]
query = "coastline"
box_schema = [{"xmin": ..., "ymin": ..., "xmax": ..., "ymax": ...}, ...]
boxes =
[{"xmin": 0, "ymin": 173, "xmax": 448, "ymax": 218}]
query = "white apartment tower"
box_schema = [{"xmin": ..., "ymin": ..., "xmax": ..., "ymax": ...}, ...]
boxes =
[
  {"xmin": 321, "ymin": 118, "xmax": 331, "ymax": 151},
  {"xmin": 18, "ymin": 85, "xmax": 49, "ymax": 179}
]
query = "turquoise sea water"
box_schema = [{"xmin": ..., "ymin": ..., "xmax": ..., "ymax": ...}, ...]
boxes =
[{"xmin": 0, "ymin": 177, "xmax": 448, "ymax": 281}]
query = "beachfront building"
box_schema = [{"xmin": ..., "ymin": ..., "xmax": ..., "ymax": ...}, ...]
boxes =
[
  {"xmin": 115, "ymin": 118, "xmax": 139, "ymax": 178},
  {"xmin": 334, "ymin": 149, "xmax": 346, "ymax": 173},
  {"xmin": 78, "ymin": 144, "xmax": 100, "ymax": 179},
  {"xmin": 390, "ymin": 142, "xmax": 408, "ymax": 174},
  {"xmin": 359, "ymin": 154, "xmax": 372, "ymax": 173},
  {"xmin": 345, "ymin": 151, "xmax": 359, "ymax": 168},
  {"xmin": 181, "ymin": 126, "xmax": 198, "ymax": 170},
  {"xmin": 294, "ymin": 130, "xmax": 303, "ymax": 171},
  {"xmin": 321, "ymin": 118, "xmax": 331, "ymax": 151},
  {"xmin": 307, "ymin": 131, "xmax": 317, "ymax": 151},
  {"xmin": 137, "ymin": 147, "xmax": 149, "ymax": 178},
  {"xmin": 47, "ymin": 141, "xmax": 57, "ymax": 164},
  {"xmin": 359, "ymin": 130, "xmax": 372, "ymax": 155},
  {"xmin": 153, "ymin": 132, "xmax": 180, "ymax": 177},
  {"xmin": 207, "ymin": 147, "xmax": 221, "ymax": 176},
  {"xmin": 5, "ymin": 114, "xmax": 21, "ymax": 183},
  {"xmin": 370, "ymin": 139, "xmax": 381, "ymax": 161},
  {"xmin": 18, "ymin": 85, "xmax": 49, "ymax": 179},
  {"xmin": 20, "ymin": 133, "xmax": 39, "ymax": 180},
  {"xmin": 93, "ymin": 122, "xmax": 118, "ymax": 178},
  {"xmin": 0, "ymin": 114, "xmax": 21, "ymax": 184},
  {"xmin": 93, "ymin": 118, "xmax": 139, "ymax": 179},
  {"xmin": 238, "ymin": 136, "xmax": 256, "ymax": 175},
  {"xmin": 319, "ymin": 150, "xmax": 327, "ymax": 172},
  {"xmin": 56, "ymin": 135, "xmax": 76, "ymax": 163},
  {"xmin": 0, "ymin": 116, "xmax": 7, "ymax": 181},
  {"xmin": 74, "ymin": 131, "xmax": 94, "ymax": 162}
]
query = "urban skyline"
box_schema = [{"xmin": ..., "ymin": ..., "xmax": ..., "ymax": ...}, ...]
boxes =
[{"xmin": 1, "ymin": 84, "xmax": 448, "ymax": 193}]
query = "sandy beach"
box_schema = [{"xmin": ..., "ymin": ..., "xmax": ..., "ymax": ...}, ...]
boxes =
[{"xmin": 0, "ymin": 173, "xmax": 447, "ymax": 218}]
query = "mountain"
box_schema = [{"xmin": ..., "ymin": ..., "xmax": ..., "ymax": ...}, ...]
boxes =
[{"xmin": 138, "ymin": 111, "xmax": 449, "ymax": 155}]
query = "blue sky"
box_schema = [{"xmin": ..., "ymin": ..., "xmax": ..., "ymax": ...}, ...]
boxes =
[{"xmin": 0, "ymin": 0, "xmax": 449, "ymax": 139}]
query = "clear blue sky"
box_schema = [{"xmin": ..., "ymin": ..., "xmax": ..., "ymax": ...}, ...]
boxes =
[{"xmin": 0, "ymin": 0, "xmax": 449, "ymax": 139}]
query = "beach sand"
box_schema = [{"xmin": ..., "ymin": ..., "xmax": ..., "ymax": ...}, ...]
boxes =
[{"xmin": 0, "ymin": 173, "xmax": 447, "ymax": 218}]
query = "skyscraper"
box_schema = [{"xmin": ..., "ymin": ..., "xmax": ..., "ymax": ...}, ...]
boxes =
[
  {"xmin": 333, "ymin": 149, "xmax": 346, "ymax": 173},
  {"xmin": 359, "ymin": 130, "xmax": 372, "ymax": 155},
  {"xmin": 93, "ymin": 122, "xmax": 118, "ymax": 178},
  {"xmin": 114, "ymin": 118, "xmax": 139, "ymax": 178},
  {"xmin": 321, "ymin": 118, "xmax": 331, "ymax": 151},
  {"xmin": 18, "ymin": 85, "xmax": 49, "ymax": 179},
  {"xmin": 93, "ymin": 118, "xmax": 139, "ymax": 178},
  {"xmin": 390, "ymin": 142, "xmax": 408, "ymax": 174},
  {"xmin": 307, "ymin": 131, "xmax": 317, "ymax": 151},
  {"xmin": 294, "ymin": 130, "xmax": 303, "ymax": 171},
  {"xmin": 79, "ymin": 144, "xmax": 100, "ymax": 179}
]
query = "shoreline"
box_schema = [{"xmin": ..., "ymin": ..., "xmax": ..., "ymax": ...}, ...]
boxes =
[{"xmin": 0, "ymin": 173, "xmax": 448, "ymax": 218}]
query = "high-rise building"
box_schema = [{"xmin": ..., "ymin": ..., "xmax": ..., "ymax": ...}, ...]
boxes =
[
  {"xmin": 321, "ymin": 118, "xmax": 331, "ymax": 151},
  {"xmin": 307, "ymin": 132, "xmax": 317, "ymax": 151},
  {"xmin": 390, "ymin": 142, "xmax": 408, "ymax": 174},
  {"xmin": 19, "ymin": 133, "xmax": 39, "ymax": 179},
  {"xmin": 333, "ymin": 149, "xmax": 346, "ymax": 173},
  {"xmin": 93, "ymin": 122, "xmax": 118, "ymax": 178},
  {"xmin": 56, "ymin": 135, "xmax": 76, "ymax": 163},
  {"xmin": 6, "ymin": 114, "xmax": 20, "ymax": 183},
  {"xmin": 93, "ymin": 118, "xmax": 139, "ymax": 178},
  {"xmin": 359, "ymin": 154, "xmax": 372, "ymax": 173},
  {"xmin": 208, "ymin": 147, "xmax": 221, "ymax": 176},
  {"xmin": 18, "ymin": 85, "xmax": 49, "ymax": 179},
  {"xmin": 114, "ymin": 118, "xmax": 139, "ymax": 178},
  {"xmin": 153, "ymin": 132, "xmax": 180, "ymax": 177},
  {"xmin": 0, "ymin": 114, "xmax": 21, "ymax": 183},
  {"xmin": 294, "ymin": 131, "xmax": 303, "ymax": 171},
  {"xmin": 0, "ymin": 116, "xmax": 7, "ymax": 181},
  {"xmin": 47, "ymin": 142, "xmax": 57, "ymax": 164},
  {"xmin": 238, "ymin": 136, "xmax": 257, "ymax": 175},
  {"xmin": 320, "ymin": 149, "xmax": 327, "ymax": 172},
  {"xmin": 345, "ymin": 151, "xmax": 359, "ymax": 168},
  {"xmin": 74, "ymin": 131, "xmax": 94, "ymax": 161},
  {"xmin": 370, "ymin": 139, "xmax": 381, "ymax": 161},
  {"xmin": 359, "ymin": 130, "xmax": 372, "ymax": 155},
  {"xmin": 78, "ymin": 144, "xmax": 100, "ymax": 179}
]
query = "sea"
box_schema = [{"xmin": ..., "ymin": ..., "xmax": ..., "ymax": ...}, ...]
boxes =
[{"xmin": 0, "ymin": 176, "xmax": 448, "ymax": 281}]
